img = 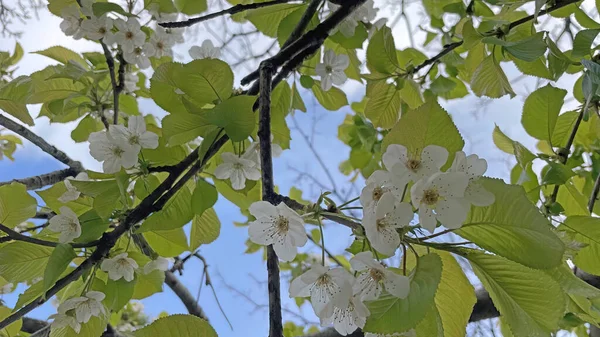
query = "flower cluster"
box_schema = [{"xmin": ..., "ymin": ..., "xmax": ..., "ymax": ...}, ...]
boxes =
[
  {"xmin": 59, "ymin": 1, "xmax": 182, "ymax": 70},
  {"xmin": 245, "ymin": 144, "xmax": 492, "ymax": 335},
  {"xmin": 88, "ymin": 116, "xmax": 158, "ymax": 173},
  {"xmin": 328, "ymin": 0, "xmax": 378, "ymax": 37},
  {"xmin": 214, "ymin": 140, "xmax": 282, "ymax": 190}
]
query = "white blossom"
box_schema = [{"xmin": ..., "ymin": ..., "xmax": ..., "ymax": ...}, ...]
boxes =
[
  {"xmin": 328, "ymin": 0, "xmax": 377, "ymax": 37},
  {"xmin": 123, "ymin": 43, "xmax": 155, "ymax": 69},
  {"xmin": 49, "ymin": 312, "xmax": 81, "ymax": 333},
  {"xmin": 410, "ymin": 172, "xmax": 469, "ymax": 232},
  {"xmin": 214, "ymin": 152, "xmax": 260, "ymax": 190},
  {"xmin": 448, "ymin": 151, "xmax": 495, "ymax": 207},
  {"xmin": 81, "ymin": 15, "xmax": 113, "ymax": 41},
  {"xmin": 113, "ymin": 18, "xmax": 146, "ymax": 53},
  {"xmin": 13, "ymin": 222, "xmax": 29, "ymax": 232},
  {"xmin": 360, "ymin": 170, "xmax": 406, "ymax": 212},
  {"xmin": 59, "ymin": 172, "xmax": 89, "ymax": 203},
  {"xmin": 101, "ymin": 252, "xmax": 139, "ymax": 282},
  {"xmin": 0, "ymin": 283, "xmax": 14, "ymax": 294},
  {"xmin": 79, "ymin": 0, "xmax": 94, "ymax": 17},
  {"xmin": 89, "ymin": 131, "xmax": 138, "ymax": 173},
  {"xmin": 383, "ymin": 144, "xmax": 448, "ymax": 184},
  {"xmin": 123, "ymin": 73, "xmax": 139, "ymax": 93},
  {"xmin": 59, "ymin": 5, "xmax": 85, "ymax": 39},
  {"xmin": 189, "ymin": 40, "xmax": 220, "ymax": 60},
  {"xmin": 143, "ymin": 257, "xmax": 171, "ymax": 274},
  {"xmin": 350, "ymin": 251, "xmax": 410, "ymax": 301},
  {"xmin": 363, "ymin": 193, "xmax": 413, "ymax": 256},
  {"xmin": 109, "ymin": 116, "xmax": 159, "ymax": 153},
  {"xmin": 248, "ymin": 201, "xmax": 308, "ymax": 261},
  {"xmin": 321, "ymin": 282, "xmax": 370, "ymax": 336},
  {"xmin": 149, "ymin": 30, "xmax": 174, "ymax": 58},
  {"xmin": 59, "ymin": 291, "xmax": 106, "ymax": 323},
  {"xmin": 289, "ymin": 264, "xmax": 353, "ymax": 318},
  {"xmin": 242, "ymin": 139, "xmax": 283, "ymax": 167},
  {"xmin": 316, "ymin": 50, "xmax": 349, "ymax": 91},
  {"xmin": 48, "ymin": 206, "xmax": 81, "ymax": 243},
  {"xmin": 355, "ymin": 0, "xmax": 378, "ymax": 23}
]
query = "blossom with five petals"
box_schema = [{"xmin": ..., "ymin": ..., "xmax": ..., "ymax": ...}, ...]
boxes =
[
  {"xmin": 383, "ymin": 144, "xmax": 448, "ymax": 183},
  {"xmin": 350, "ymin": 251, "xmax": 410, "ymax": 301},
  {"xmin": 189, "ymin": 40, "xmax": 221, "ymax": 60},
  {"xmin": 214, "ymin": 152, "xmax": 260, "ymax": 190},
  {"xmin": 59, "ymin": 172, "xmax": 89, "ymax": 203},
  {"xmin": 59, "ymin": 291, "xmax": 106, "ymax": 323},
  {"xmin": 321, "ymin": 282, "xmax": 370, "ymax": 336},
  {"xmin": 316, "ymin": 50, "xmax": 349, "ymax": 91},
  {"xmin": 89, "ymin": 131, "xmax": 138, "ymax": 173},
  {"xmin": 48, "ymin": 206, "xmax": 81, "ymax": 243},
  {"xmin": 109, "ymin": 116, "xmax": 159, "ymax": 153},
  {"xmin": 363, "ymin": 193, "xmax": 413, "ymax": 256},
  {"xmin": 448, "ymin": 151, "xmax": 495, "ymax": 207},
  {"xmin": 101, "ymin": 252, "xmax": 139, "ymax": 282}
]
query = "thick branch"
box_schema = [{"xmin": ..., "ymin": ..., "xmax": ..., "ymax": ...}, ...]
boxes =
[
  {"xmin": 159, "ymin": 0, "xmax": 297, "ymax": 28},
  {"xmin": 0, "ymin": 113, "xmax": 83, "ymax": 171},
  {"xmin": 164, "ymin": 271, "xmax": 209, "ymax": 319},
  {"xmin": 280, "ymin": 0, "xmax": 322, "ymax": 50},
  {"xmin": 0, "ymin": 168, "xmax": 80, "ymax": 190}
]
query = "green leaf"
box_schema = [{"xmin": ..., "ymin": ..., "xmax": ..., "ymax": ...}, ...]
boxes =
[
  {"xmin": 0, "ymin": 76, "xmax": 33, "ymax": 125},
  {"xmin": 33, "ymin": 46, "xmax": 86, "ymax": 67},
  {"xmin": 311, "ymin": 81, "xmax": 348, "ymax": 111},
  {"xmin": 364, "ymin": 253, "xmax": 442, "ymax": 334},
  {"xmin": 365, "ymin": 82, "xmax": 402, "ymax": 128},
  {"xmin": 0, "ymin": 182, "xmax": 37, "ymax": 227},
  {"xmin": 133, "ymin": 269, "xmax": 165, "ymax": 300},
  {"xmin": 133, "ymin": 314, "xmax": 217, "ymax": 337},
  {"xmin": 0, "ymin": 306, "xmax": 22, "ymax": 337},
  {"xmin": 162, "ymin": 111, "xmax": 217, "ymax": 146},
  {"xmin": 492, "ymin": 125, "xmax": 515, "ymax": 154},
  {"xmin": 76, "ymin": 210, "xmax": 110, "ymax": 243},
  {"xmin": 175, "ymin": 59, "xmax": 233, "ymax": 106},
  {"xmin": 138, "ymin": 185, "xmax": 194, "ymax": 232},
  {"xmin": 150, "ymin": 62, "xmax": 187, "ymax": 113},
  {"xmin": 572, "ymin": 29, "xmax": 600, "ymax": 59},
  {"xmin": 71, "ymin": 114, "xmax": 103, "ymax": 142},
  {"xmin": 276, "ymin": 5, "xmax": 318, "ymax": 47},
  {"xmin": 291, "ymin": 83, "xmax": 306, "ymax": 112},
  {"xmin": 43, "ymin": 244, "xmax": 76, "ymax": 292},
  {"xmin": 143, "ymin": 228, "xmax": 188, "ymax": 257},
  {"xmin": 382, "ymin": 100, "xmax": 464, "ymax": 166},
  {"xmin": 457, "ymin": 178, "xmax": 565, "ymax": 269},
  {"xmin": 208, "ymin": 95, "xmax": 256, "ymax": 141},
  {"xmin": 542, "ymin": 162, "xmax": 574, "ymax": 185},
  {"xmin": 367, "ymin": 26, "xmax": 400, "ymax": 74},
  {"xmin": 433, "ymin": 251, "xmax": 476, "ymax": 337},
  {"xmin": 551, "ymin": 111, "xmax": 580, "ymax": 148},
  {"xmin": 470, "ymin": 55, "xmax": 515, "ymax": 98},
  {"xmin": 190, "ymin": 208, "xmax": 221, "ymax": 251},
  {"xmin": 521, "ymin": 84, "xmax": 567, "ymax": 143},
  {"xmin": 512, "ymin": 55, "xmax": 552, "ymax": 80},
  {"xmin": 174, "ymin": 0, "xmax": 207, "ymax": 15},
  {"xmin": 92, "ymin": 2, "xmax": 129, "ymax": 16},
  {"xmin": 0, "ymin": 242, "xmax": 53, "ymax": 283},
  {"xmin": 37, "ymin": 182, "xmax": 92, "ymax": 216},
  {"xmin": 104, "ymin": 278, "xmax": 136, "ymax": 311},
  {"xmin": 563, "ymin": 216, "xmax": 600, "ymax": 275},
  {"xmin": 7, "ymin": 42, "xmax": 24, "ymax": 66},
  {"xmin": 245, "ymin": 4, "xmax": 303, "ymax": 37},
  {"xmin": 465, "ymin": 252, "xmax": 565, "ymax": 336},
  {"xmin": 546, "ymin": 264, "xmax": 600, "ymax": 299},
  {"xmin": 191, "ymin": 180, "xmax": 218, "ymax": 216},
  {"xmin": 483, "ymin": 33, "xmax": 547, "ymax": 62},
  {"xmin": 398, "ymin": 78, "xmax": 424, "ymax": 109}
]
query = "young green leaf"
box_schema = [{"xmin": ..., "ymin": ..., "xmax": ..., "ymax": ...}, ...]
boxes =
[
  {"xmin": 0, "ymin": 242, "xmax": 53, "ymax": 283},
  {"xmin": 191, "ymin": 179, "xmax": 218, "ymax": 216},
  {"xmin": 521, "ymin": 84, "xmax": 567, "ymax": 143},
  {"xmin": 43, "ymin": 244, "xmax": 76, "ymax": 293},
  {"xmin": 133, "ymin": 314, "xmax": 218, "ymax": 337},
  {"xmin": 0, "ymin": 182, "xmax": 37, "ymax": 227},
  {"xmin": 470, "ymin": 55, "xmax": 515, "ymax": 98},
  {"xmin": 190, "ymin": 208, "xmax": 221, "ymax": 251}
]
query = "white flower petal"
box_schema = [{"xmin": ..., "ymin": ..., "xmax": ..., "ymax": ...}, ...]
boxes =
[{"xmin": 383, "ymin": 272, "xmax": 410, "ymax": 299}]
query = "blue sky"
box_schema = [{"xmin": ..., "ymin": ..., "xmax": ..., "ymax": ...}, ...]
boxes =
[{"xmin": 0, "ymin": 1, "xmax": 587, "ymax": 336}]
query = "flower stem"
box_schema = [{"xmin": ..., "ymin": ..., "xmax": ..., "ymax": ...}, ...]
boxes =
[
  {"xmin": 338, "ymin": 196, "xmax": 360, "ymax": 209},
  {"xmin": 317, "ymin": 215, "xmax": 325, "ymax": 266}
]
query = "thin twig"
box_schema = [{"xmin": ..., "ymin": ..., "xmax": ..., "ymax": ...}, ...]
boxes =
[
  {"xmin": 159, "ymin": 0, "xmax": 298, "ymax": 28},
  {"xmin": 0, "ymin": 223, "xmax": 100, "ymax": 248},
  {"xmin": 0, "ymin": 168, "xmax": 79, "ymax": 190},
  {"xmin": 281, "ymin": 0, "xmax": 322, "ymax": 50}
]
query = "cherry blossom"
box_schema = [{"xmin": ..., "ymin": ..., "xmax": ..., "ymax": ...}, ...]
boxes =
[
  {"xmin": 360, "ymin": 170, "xmax": 406, "ymax": 212},
  {"xmin": 59, "ymin": 172, "xmax": 89, "ymax": 203},
  {"xmin": 89, "ymin": 131, "xmax": 138, "ymax": 173},
  {"xmin": 101, "ymin": 252, "xmax": 139, "ymax": 282},
  {"xmin": 189, "ymin": 40, "xmax": 221, "ymax": 60},
  {"xmin": 214, "ymin": 152, "xmax": 260, "ymax": 190},
  {"xmin": 48, "ymin": 206, "xmax": 81, "ymax": 243},
  {"xmin": 109, "ymin": 116, "xmax": 159, "ymax": 153},
  {"xmin": 321, "ymin": 282, "xmax": 370, "ymax": 336},
  {"xmin": 242, "ymin": 139, "xmax": 283, "ymax": 168},
  {"xmin": 81, "ymin": 15, "xmax": 113, "ymax": 41},
  {"xmin": 363, "ymin": 193, "xmax": 413, "ymax": 255},
  {"xmin": 351, "ymin": 251, "xmax": 410, "ymax": 301},
  {"xmin": 368, "ymin": 18, "xmax": 388, "ymax": 38},
  {"xmin": 59, "ymin": 5, "xmax": 85, "ymax": 39},
  {"xmin": 410, "ymin": 172, "xmax": 469, "ymax": 232},
  {"xmin": 123, "ymin": 73, "xmax": 139, "ymax": 93},
  {"xmin": 248, "ymin": 201, "xmax": 308, "ymax": 261},
  {"xmin": 123, "ymin": 43, "xmax": 155, "ymax": 69},
  {"xmin": 149, "ymin": 30, "xmax": 174, "ymax": 58},
  {"xmin": 59, "ymin": 291, "xmax": 106, "ymax": 323},
  {"xmin": 113, "ymin": 18, "xmax": 146, "ymax": 53},
  {"xmin": 383, "ymin": 144, "xmax": 448, "ymax": 183},
  {"xmin": 316, "ymin": 50, "xmax": 349, "ymax": 91},
  {"xmin": 289, "ymin": 264, "xmax": 353, "ymax": 318},
  {"xmin": 49, "ymin": 312, "xmax": 81, "ymax": 333},
  {"xmin": 449, "ymin": 151, "xmax": 495, "ymax": 207},
  {"xmin": 143, "ymin": 257, "xmax": 171, "ymax": 274}
]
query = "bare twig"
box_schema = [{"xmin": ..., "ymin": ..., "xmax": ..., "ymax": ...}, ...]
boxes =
[
  {"xmin": 0, "ymin": 168, "xmax": 79, "ymax": 190},
  {"xmin": 0, "ymin": 223, "xmax": 100, "ymax": 248}
]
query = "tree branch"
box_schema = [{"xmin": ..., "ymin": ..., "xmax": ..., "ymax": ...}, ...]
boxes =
[
  {"xmin": 0, "ymin": 223, "xmax": 100, "ymax": 248},
  {"xmin": 159, "ymin": 0, "xmax": 298, "ymax": 28},
  {"xmin": 164, "ymin": 271, "xmax": 209, "ymax": 319},
  {"xmin": 280, "ymin": 0, "xmax": 322, "ymax": 50},
  {"xmin": 0, "ymin": 168, "xmax": 80, "ymax": 190},
  {"xmin": 257, "ymin": 62, "xmax": 284, "ymax": 337},
  {"xmin": 0, "ymin": 113, "xmax": 83, "ymax": 171}
]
